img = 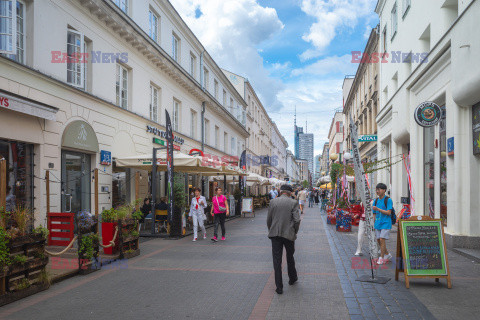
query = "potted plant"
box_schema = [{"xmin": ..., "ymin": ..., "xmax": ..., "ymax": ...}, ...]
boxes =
[
  {"xmin": 115, "ymin": 200, "xmax": 142, "ymax": 259},
  {"xmin": 101, "ymin": 208, "xmax": 118, "ymax": 255},
  {"xmin": 170, "ymin": 173, "xmax": 186, "ymax": 237}
]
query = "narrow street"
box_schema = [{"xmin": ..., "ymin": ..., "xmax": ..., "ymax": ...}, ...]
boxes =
[{"xmin": 2, "ymin": 206, "xmax": 480, "ymax": 320}]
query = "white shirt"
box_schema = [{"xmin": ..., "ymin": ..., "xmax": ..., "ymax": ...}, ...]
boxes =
[{"xmin": 189, "ymin": 196, "xmax": 207, "ymax": 218}]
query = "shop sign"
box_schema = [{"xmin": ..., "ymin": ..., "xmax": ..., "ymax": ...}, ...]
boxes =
[
  {"xmin": 447, "ymin": 137, "xmax": 454, "ymax": 156},
  {"xmin": 153, "ymin": 137, "xmax": 180, "ymax": 151},
  {"xmin": 100, "ymin": 150, "xmax": 112, "ymax": 165},
  {"xmin": 414, "ymin": 101, "xmax": 442, "ymax": 127},
  {"xmin": 146, "ymin": 125, "xmax": 184, "ymax": 145},
  {"xmin": 62, "ymin": 120, "xmax": 99, "ymax": 153},
  {"xmin": 473, "ymin": 103, "xmax": 480, "ymax": 156},
  {"xmin": 0, "ymin": 90, "xmax": 58, "ymax": 121},
  {"xmin": 358, "ymin": 135, "xmax": 377, "ymax": 142}
]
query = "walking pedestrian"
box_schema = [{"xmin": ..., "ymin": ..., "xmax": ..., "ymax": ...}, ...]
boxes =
[
  {"xmin": 308, "ymin": 189, "xmax": 314, "ymax": 208},
  {"xmin": 314, "ymin": 190, "xmax": 320, "ymax": 206},
  {"xmin": 267, "ymin": 184, "xmax": 301, "ymax": 295},
  {"xmin": 354, "ymin": 202, "xmax": 365, "ymax": 256},
  {"xmin": 298, "ymin": 188, "xmax": 307, "ymax": 214},
  {"xmin": 210, "ymin": 187, "xmax": 229, "ymax": 242},
  {"xmin": 189, "ymin": 187, "xmax": 207, "ymax": 241},
  {"xmin": 269, "ymin": 186, "xmax": 277, "ymax": 200},
  {"xmin": 372, "ymin": 183, "xmax": 393, "ymax": 264}
]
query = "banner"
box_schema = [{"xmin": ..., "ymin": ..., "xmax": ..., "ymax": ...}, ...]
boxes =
[
  {"xmin": 239, "ymin": 150, "xmax": 246, "ymax": 198},
  {"xmin": 349, "ymin": 116, "xmax": 379, "ymax": 259},
  {"xmin": 165, "ymin": 110, "xmax": 174, "ymax": 224}
]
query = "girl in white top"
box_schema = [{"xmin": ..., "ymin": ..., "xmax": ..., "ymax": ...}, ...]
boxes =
[{"xmin": 189, "ymin": 187, "xmax": 207, "ymax": 241}]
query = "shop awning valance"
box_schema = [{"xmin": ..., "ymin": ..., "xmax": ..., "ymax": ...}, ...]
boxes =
[{"xmin": 0, "ymin": 90, "xmax": 58, "ymax": 121}]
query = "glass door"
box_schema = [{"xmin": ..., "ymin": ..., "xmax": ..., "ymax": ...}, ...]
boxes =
[{"xmin": 61, "ymin": 151, "xmax": 91, "ymax": 214}]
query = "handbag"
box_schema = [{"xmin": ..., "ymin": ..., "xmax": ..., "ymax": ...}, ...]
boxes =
[{"xmin": 215, "ymin": 196, "xmax": 227, "ymax": 212}]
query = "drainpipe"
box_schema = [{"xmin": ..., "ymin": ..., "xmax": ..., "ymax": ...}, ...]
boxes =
[{"xmin": 200, "ymin": 49, "xmax": 206, "ymax": 195}]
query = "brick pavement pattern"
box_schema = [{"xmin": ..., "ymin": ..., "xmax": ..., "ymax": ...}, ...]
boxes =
[{"xmin": 0, "ymin": 207, "xmax": 348, "ymax": 320}]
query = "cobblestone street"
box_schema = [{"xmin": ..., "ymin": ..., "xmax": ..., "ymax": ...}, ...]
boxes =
[{"xmin": 1, "ymin": 207, "xmax": 480, "ymax": 320}]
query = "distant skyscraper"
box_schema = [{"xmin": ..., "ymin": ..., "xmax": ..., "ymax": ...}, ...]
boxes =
[{"xmin": 298, "ymin": 133, "xmax": 314, "ymax": 174}]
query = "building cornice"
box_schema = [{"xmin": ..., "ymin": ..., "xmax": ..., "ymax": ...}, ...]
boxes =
[{"xmin": 78, "ymin": 0, "xmax": 248, "ymax": 136}]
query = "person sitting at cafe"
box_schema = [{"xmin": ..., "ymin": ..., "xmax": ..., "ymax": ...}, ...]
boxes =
[
  {"xmin": 140, "ymin": 198, "xmax": 151, "ymax": 222},
  {"xmin": 156, "ymin": 197, "xmax": 168, "ymax": 211}
]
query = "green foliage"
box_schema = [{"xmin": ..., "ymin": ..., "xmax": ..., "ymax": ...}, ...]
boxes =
[
  {"xmin": 0, "ymin": 227, "xmax": 10, "ymax": 268},
  {"xmin": 233, "ymin": 187, "xmax": 242, "ymax": 201},
  {"xmin": 16, "ymin": 278, "xmax": 30, "ymax": 290},
  {"xmin": 79, "ymin": 233, "xmax": 98, "ymax": 260},
  {"xmin": 12, "ymin": 254, "xmax": 28, "ymax": 265},
  {"xmin": 337, "ymin": 198, "xmax": 349, "ymax": 209},
  {"xmin": 330, "ymin": 163, "xmax": 343, "ymax": 189},
  {"xmin": 0, "ymin": 207, "xmax": 8, "ymax": 229},
  {"xmin": 32, "ymin": 250, "xmax": 45, "ymax": 259},
  {"xmin": 130, "ymin": 230, "xmax": 139, "ymax": 238},
  {"xmin": 302, "ymin": 180, "xmax": 309, "ymax": 188},
  {"xmin": 12, "ymin": 206, "xmax": 30, "ymax": 236},
  {"xmin": 116, "ymin": 199, "xmax": 143, "ymax": 221},
  {"xmin": 131, "ymin": 209, "xmax": 143, "ymax": 221},
  {"xmin": 101, "ymin": 208, "xmax": 117, "ymax": 223},
  {"xmin": 33, "ymin": 225, "xmax": 49, "ymax": 240},
  {"xmin": 38, "ymin": 269, "xmax": 50, "ymax": 286},
  {"xmin": 173, "ymin": 173, "xmax": 186, "ymax": 209}
]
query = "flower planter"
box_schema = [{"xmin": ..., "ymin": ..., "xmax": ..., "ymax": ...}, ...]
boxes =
[
  {"xmin": 118, "ymin": 219, "xmax": 140, "ymax": 260},
  {"xmin": 336, "ymin": 209, "xmax": 352, "ymax": 232},
  {"xmin": 101, "ymin": 222, "xmax": 119, "ymax": 255}
]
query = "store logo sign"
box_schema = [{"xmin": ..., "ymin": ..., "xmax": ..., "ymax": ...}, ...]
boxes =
[
  {"xmin": 147, "ymin": 125, "xmax": 184, "ymax": 145},
  {"xmin": 358, "ymin": 135, "xmax": 377, "ymax": 142},
  {"xmin": 78, "ymin": 124, "xmax": 88, "ymax": 141},
  {"xmin": 414, "ymin": 102, "xmax": 442, "ymax": 127},
  {"xmin": 0, "ymin": 96, "xmax": 9, "ymax": 107}
]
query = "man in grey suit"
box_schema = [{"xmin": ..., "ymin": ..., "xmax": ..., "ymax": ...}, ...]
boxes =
[{"xmin": 267, "ymin": 184, "xmax": 301, "ymax": 294}]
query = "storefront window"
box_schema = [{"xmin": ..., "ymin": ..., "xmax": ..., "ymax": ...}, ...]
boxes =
[
  {"xmin": 424, "ymin": 126, "xmax": 435, "ymax": 217},
  {"xmin": 112, "ymin": 161, "xmax": 130, "ymax": 208},
  {"xmin": 0, "ymin": 140, "xmax": 34, "ymax": 213},
  {"xmin": 440, "ymin": 107, "xmax": 447, "ymax": 225},
  {"xmin": 61, "ymin": 151, "xmax": 91, "ymax": 214}
]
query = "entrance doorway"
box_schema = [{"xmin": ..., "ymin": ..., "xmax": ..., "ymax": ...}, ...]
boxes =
[{"xmin": 61, "ymin": 150, "xmax": 91, "ymax": 214}]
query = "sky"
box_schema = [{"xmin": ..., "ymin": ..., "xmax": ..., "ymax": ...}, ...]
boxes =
[{"xmin": 170, "ymin": 0, "xmax": 379, "ymax": 156}]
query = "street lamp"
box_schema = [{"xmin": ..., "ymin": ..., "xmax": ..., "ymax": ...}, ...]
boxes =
[
  {"xmin": 344, "ymin": 152, "xmax": 352, "ymax": 161},
  {"xmin": 329, "ymin": 153, "xmax": 338, "ymax": 161}
]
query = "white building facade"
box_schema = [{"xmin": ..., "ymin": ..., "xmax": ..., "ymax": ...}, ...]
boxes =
[
  {"xmin": 375, "ymin": 0, "xmax": 480, "ymax": 248},
  {"xmin": 0, "ymin": 0, "xmax": 248, "ymax": 225}
]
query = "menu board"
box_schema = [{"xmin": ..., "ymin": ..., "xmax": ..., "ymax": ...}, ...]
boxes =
[
  {"xmin": 242, "ymin": 198, "xmax": 253, "ymax": 213},
  {"xmin": 401, "ymin": 221, "xmax": 447, "ymax": 276}
]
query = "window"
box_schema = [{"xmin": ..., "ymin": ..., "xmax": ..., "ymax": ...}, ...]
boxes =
[
  {"xmin": 190, "ymin": 52, "xmax": 196, "ymax": 77},
  {"xmin": 150, "ymin": 85, "xmax": 159, "ymax": 122},
  {"xmin": 172, "ymin": 33, "xmax": 180, "ymax": 62},
  {"xmin": 0, "ymin": 0, "xmax": 17, "ymax": 54},
  {"xmin": 231, "ymin": 137, "xmax": 236, "ymax": 156},
  {"xmin": 230, "ymin": 98, "xmax": 234, "ymax": 113},
  {"xmin": 148, "ymin": 9, "xmax": 159, "ymax": 42},
  {"xmin": 204, "ymin": 119, "xmax": 210, "ymax": 145},
  {"xmin": 215, "ymin": 126, "xmax": 219, "ymax": 148},
  {"xmin": 67, "ymin": 29, "xmax": 86, "ymax": 88},
  {"xmin": 223, "ymin": 90, "xmax": 227, "ymax": 106},
  {"xmin": 224, "ymin": 132, "xmax": 228, "ymax": 152},
  {"xmin": 116, "ymin": 64, "xmax": 128, "ymax": 109},
  {"xmin": 382, "ymin": 26, "xmax": 387, "ymax": 53},
  {"xmin": 1, "ymin": 0, "xmax": 25, "ymax": 63},
  {"xmin": 402, "ymin": 0, "xmax": 411, "ymax": 17},
  {"xmin": 190, "ymin": 109, "xmax": 197, "ymax": 138},
  {"xmin": 203, "ymin": 67, "xmax": 209, "ymax": 90},
  {"xmin": 391, "ymin": 2, "xmax": 397, "ymax": 40},
  {"xmin": 112, "ymin": 0, "xmax": 128, "ymax": 13},
  {"xmin": 214, "ymin": 80, "xmax": 219, "ymax": 99},
  {"xmin": 173, "ymin": 99, "xmax": 180, "ymax": 131}
]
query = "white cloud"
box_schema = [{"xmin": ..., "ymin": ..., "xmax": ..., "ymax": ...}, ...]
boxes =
[
  {"xmin": 300, "ymin": 0, "xmax": 376, "ymax": 60},
  {"xmin": 170, "ymin": 0, "xmax": 285, "ymax": 110},
  {"xmin": 291, "ymin": 54, "xmax": 357, "ymax": 76}
]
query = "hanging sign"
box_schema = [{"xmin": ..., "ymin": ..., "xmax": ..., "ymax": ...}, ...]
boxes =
[
  {"xmin": 165, "ymin": 110, "xmax": 175, "ymax": 228},
  {"xmin": 414, "ymin": 102, "xmax": 442, "ymax": 127},
  {"xmin": 473, "ymin": 103, "xmax": 480, "ymax": 156},
  {"xmin": 349, "ymin": 115, "xmax": 379, "ymax": 260},
  {"xmin": 153, "ymin": 137, "xmax": 180, "ymax": 150},
  {"xmin": 447, "ymin": 137, "xmax": 454, "ymax": 156}
]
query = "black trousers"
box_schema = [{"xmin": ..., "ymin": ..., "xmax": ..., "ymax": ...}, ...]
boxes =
[
  {"xmin": 270, "ymin": 236, "xmax": 297, "ymax": 290},
  {"xmin": 214, "ymin": 213, "xmax": 226, "ymax": 237}
]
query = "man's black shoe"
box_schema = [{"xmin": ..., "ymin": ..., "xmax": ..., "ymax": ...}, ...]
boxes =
[
  {"xmin": 275, "ymin": 288, "xmax": 283, "ymax": 294},
  {"xmin": 289, "ymin": 278, "xmax": 298, "ymax": 285}
]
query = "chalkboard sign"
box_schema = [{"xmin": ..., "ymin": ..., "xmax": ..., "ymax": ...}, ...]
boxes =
[
  {"xmin": 395, "ymin": 216, "xmax": 451, "ymax": 288},
  {"xmin": 402, "ymin": 221, "xmax": 446, "ymax": 275}
]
